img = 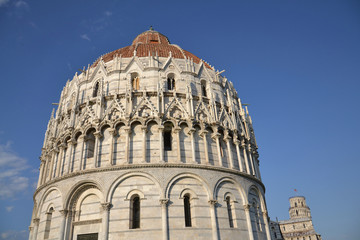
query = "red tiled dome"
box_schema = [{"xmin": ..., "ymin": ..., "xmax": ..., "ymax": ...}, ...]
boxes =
[{"xmin": 93, "ymin": 29, "xmax": 211, "ymax": 69}]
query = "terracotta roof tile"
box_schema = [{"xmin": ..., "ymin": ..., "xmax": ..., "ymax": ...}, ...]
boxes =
[{"xmin": 92, "ymin": 30, "xmax": 211, "ymax": 69}]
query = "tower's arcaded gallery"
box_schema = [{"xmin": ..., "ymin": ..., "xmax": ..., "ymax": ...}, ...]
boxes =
[{"xmin": 29, "ymin": 29, "xmax": 271, "ymax": 240}]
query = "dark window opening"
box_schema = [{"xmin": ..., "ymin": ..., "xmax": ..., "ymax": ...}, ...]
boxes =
[
  {"xmin": 164, "ymin": 130, "xmax": 172, "ymax": 151},
  {"xmin": 77, "ymin": 233, "xmax": 98, "ymax": 240},
  {"xmin": 226, "ymin": 196, "xmax": 234, "ymax": 228},
  {"xmin": 219, "ymin": 140, "xmax": 224, "ymax": 157},
  {"xmin": 201, "ymin": 81, "xmax": 207, "ymax": 97},
  {"xmin": 93, "ymin": 82, "xmax": 99, "ymax": 97},
  {"xmin": 167, "ymin": 77, "xmax": 175, "ymax": 90},
  {"xmin": 86, "ymin": 132, "xmax": 95, "ymax": 159},
  {"xmin": 130, "ymin": 195, "xmax": 140, "ymax": 229},
  {"xmin": 184, "ymin": 194, "xmax": 192, "ymax": 227}
]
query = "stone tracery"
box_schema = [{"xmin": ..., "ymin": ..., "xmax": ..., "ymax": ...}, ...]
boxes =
[{"xmin": 30, "ymin": 29, "xmax": 270, "ymax": 240}]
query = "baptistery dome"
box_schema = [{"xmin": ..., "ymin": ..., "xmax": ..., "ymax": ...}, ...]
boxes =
[{"xmin": 29, "ymin": 29, "xmax": 271, "ymax": 240}]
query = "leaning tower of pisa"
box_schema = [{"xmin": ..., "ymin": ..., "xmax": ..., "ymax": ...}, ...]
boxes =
[{"xmin": 29, "ymin": 29, "xmax": 271, "ymax": 240}]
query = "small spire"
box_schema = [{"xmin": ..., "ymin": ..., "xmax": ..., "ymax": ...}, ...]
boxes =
[{"xmin": 150, "ymin": 26, "xmax": 154, "ymax": 31}]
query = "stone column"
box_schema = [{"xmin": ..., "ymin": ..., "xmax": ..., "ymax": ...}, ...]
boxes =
[
  {"xmin": 67, "ymin": 139, "xmax": 76, "ymax": 174},
  {"xmin": 108, "ymin": 128, "xmax": 116, "ymax": 166},
  {"xmin": 244, "ymin": 204, "xmax": 254, "ymax": 240},
  {"xmin": 101, "ymin": 203, "xmax": 112, "ymax": 240},
  {"xmin": 208, "ymin": 200, "xmax": 219, "ymax": 240},
  {"xmin": 200, "ymin": 130, "xmax": 210, "ymax": 164},
  {"xmin": 37, "ymin": 160, "xmax": 45, "ymax": 188},
  {"xmin": 234, "ymin": 140, "xmax": 244, "ymax": 172},
  {"xmin": 78, "ymin": 135, "xmax": 86, "ymax": 171},
  {"xmin": 64, "ymin": 210, "xmax": 74, "ymax": 240},
  {"xmin": 248, "ymin": 146, "xmax": 256, "ymax": 176},
  {"xmin": 212, "ymin": 133, "xmax": 223, "ymax": 167},
  {"xmin": 49, "ymin": 148, "xmax": 58, "ymax": 180},
  {"xmin": 255, "ymin": 155, "xmax": 262, "ymax": 180},
  {"xmin": 124, "ymin": 127, "xmax": 131, "ymax": 164},
  {"xmin": 160, "ymin": 199, "xmax": 169, "ymax": 240},
  {"xmin": 28, "ymin": 226, "xmax": 33, "ymax": 240},
  {"xmin": 158, "ymin": 126, "xmax": 164, "ymax": 163},
  {"xmin": 174, "ymin": 127, "xmax": 182, "ymax": 163},
  {"xmin": 93, "ymin": 131, "xmax": 102, "ymax": 168},
  {"xmin": 188, "ymin": 128, "xmax": 197, "ymax": 164},
  {"xmin": 262, "ymin": 210, "xmax": 271, "ymax": 240},
  {"xmin": 241, "ymin": 142, "xmax": 250, "ymax": 174},
  {"xmin": 59, "ymin": 210, "xmax": 68, "ymax": 240},
  {"xmin": 56, "ymin": 144, "xmax": 65, "ymax": 177},
  {"xmin": 42, "ymin": 157, "xmax": 50, "ymax": 184},
  {"xmin": 141, "ymin": 126, "xmax": 148, "ymax": 163},
  {"xmin": 31, "ymin": 218, "xmax": 40, "ymax": 240},
  {"xmin": 224, "ymin": 135, "xmax": 234, "ymax": 169}
]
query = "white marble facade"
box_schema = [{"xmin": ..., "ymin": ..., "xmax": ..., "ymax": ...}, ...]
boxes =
[{"xmin": 29, "ymin": 29, "xmax": 271, "ymax": 240}]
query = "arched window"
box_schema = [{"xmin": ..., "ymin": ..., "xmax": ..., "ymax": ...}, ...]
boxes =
[
  {"xmin": 44, "ymin": 207, "xmax": 54, "ymax": 239},
  {"xmin": 86, "ymin": 130, "xmax": 95, "ymax": 159},
  {"xmin": 131, "ymin": 73, "xmax": 140, "ymax": 90},
  {"xmin": 226, "ymin": 196, "xmax": 234, "ymax": 228},
  {"xmin": 164, "ymin": 123, "xmax": 173, "ymax": 151},
  {"xmin": 184, "ymin": 194, "xmax": 192, "ymax": 227},
  {"xmin": 295, "ymin": 202, "xmax": 297, "ymax": 207},
  {"xmin": 93, "ymin": 82, "xmax": 99, "ymax": 97},
  {"xmin": 201, "ymin": 80, "xmax": 207, "ymax": 97},
  {"xmin": 167, "ymin": 74, "xmax": 175, "ymax": 90},
  {"xmin": 130, "ymin": 195, "xmax": 140, "ymax": 229}
]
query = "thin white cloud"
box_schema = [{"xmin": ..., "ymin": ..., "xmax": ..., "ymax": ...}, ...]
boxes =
[
  {"xmin": 104, "ymin": 11, "xmax": 112, "ymax": 17},
  {"xmin": 29, "ymin": 21, "xmax": 38, "ymax": 29},
  {"xmin": 0, "ymin": 0, "xmax": 10, "ymax": 7},
  {"xmin": 14, "ymin": 0, "xmax": 28, "ymax": 8},
  {"xmin": 1, "ymin": 230, "xmax": 27, "ymax": 240},
  {"xmin": 80, "ymin": 34, "xmax": 91, "ymax": 41},
  {"xmin": 0, "ymin": 142, "xmax": 30, "ymax": 199},
  {"xmin": 5, "ymin": 206, "xmax": 13, "ymax": 212}
]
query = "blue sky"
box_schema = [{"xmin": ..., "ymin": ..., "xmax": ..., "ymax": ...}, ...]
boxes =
[{"xmin": 0, "ymin": 0, "xmax": 359, "ymax": 239}]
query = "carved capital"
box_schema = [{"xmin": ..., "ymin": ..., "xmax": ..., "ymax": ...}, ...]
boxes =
[
  {"xmin": 233, "ymin": 139, "xmax": 240, "ymax": 145},
  {"xmin": 59, "ymin": 143, "xmax": 66, "ymax": 149},
  {"xmin": 158, "ymin": 126, "xmax": 164, "ymax": 132},
  {"xmin": 32, "ymin": 218, "xmax": 40, "ymax": 224},
  {"xmin": 223, "ymin": 135, "xmax": 231, "ymax": 142},
  {"xmin": 211, "ymin": 133, "xmax": 221, "ymax": 140},
  {"xmin": 68, "ymin": 139, "xmax": 77, "ymax": 146},
  {"xmin": 173, "ymin": 127, "xmax": 181, "ymax": 134},
  {"xmin": 263, "ymin": 210, "xmax": 268, "ymax": 217},
  {"xmin": 141, "ymin": 126, "xmax": 148, "ymax": 132},
  {"xmin": 188, "ymin": 128, "xmax": 196, "ymax": 134},
  {"xmin": 123, "ymin": 127, "xmax": 131, "ymax": 134},
  {"xmin": 109, "ymin": 128, "xmax": 117, "ymax": 136},
  {"xmin": 159, "ymin": 198, "xmax": 169, "ymax": 206},
  {"xmin": 243, "ymin": 204, "xmax": 251, "ymax": 211},
  {"xmin": 101, "ymin": 202, "xmax": 112, "ymax": 211},
  {"xmin": 59, "ymin": 209, "xmax": 68, "ymax": 217},
  {"xmin": 93, "ymin": 131, "xmax": 102, "ymax": 139},
  {"xmin": 199, "ymin": 130, "xmax": 208, "ymax": 138},
  {"xmin": 208, "ymin": 199, "xmax": 218, "ymax": 206}
]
